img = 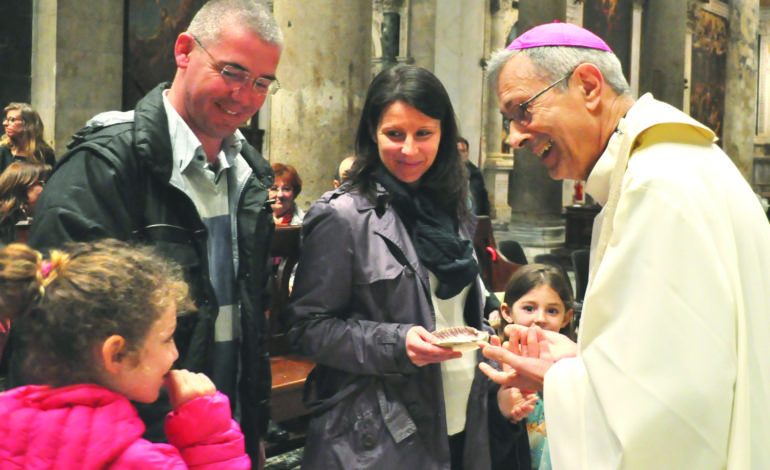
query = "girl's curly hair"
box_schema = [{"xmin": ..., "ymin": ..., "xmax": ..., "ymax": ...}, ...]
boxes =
[{"xmin": 0, "ymin": 239, "xmax": 191, "ymax": 387}]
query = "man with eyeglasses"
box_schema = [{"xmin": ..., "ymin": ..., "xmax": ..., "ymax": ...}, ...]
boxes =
[
  {"xmin": 26, "ymin": 1, "xmax": 282, "ymax": 467},
  {"xmin": 479, "ymin": 22, "xmax": 770, "ymax": 469}
]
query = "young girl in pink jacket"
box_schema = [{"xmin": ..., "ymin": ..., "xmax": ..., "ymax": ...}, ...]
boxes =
[{"xmin": 0, "ymin": 239, "xmax": 251, "ymax": 469}]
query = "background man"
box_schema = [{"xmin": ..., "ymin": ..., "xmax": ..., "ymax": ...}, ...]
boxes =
[
  {"xmin": 333, "ymin": 154, "xmax": 356, "ymax": 188},
  {"xmin": 458, "ymin": 136, "xmax": 490, "ymax": 216},
  {"xmin": 480, "ymin": 22, "xmax": 770, "ymax": 469},
  {"xmin": 25, "ymin": 0, "xmax": 283, "ymax": 467}
]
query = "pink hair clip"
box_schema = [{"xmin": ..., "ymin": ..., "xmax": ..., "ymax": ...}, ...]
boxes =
[{"xmin": 40, "ymin": 261, "xmax": 52, "ymax": 279}]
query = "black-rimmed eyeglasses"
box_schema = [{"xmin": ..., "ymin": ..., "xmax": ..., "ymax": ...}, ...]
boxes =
[
  {"xmin": 191, "ymin": 34, "xmax": 281, "ymax": 96},
  {"xmin": 502, "ymin": 70, "xmax": 573, "ymax": 131}
]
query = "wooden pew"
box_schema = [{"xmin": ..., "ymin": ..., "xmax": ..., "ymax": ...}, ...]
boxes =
[
  {"xmin": 472, "ymin": 216, "xmax": 523, "ymax": 293},
  {"xmin": 268, "ymin": 224, "xmax": 314, "ymax": 424}
]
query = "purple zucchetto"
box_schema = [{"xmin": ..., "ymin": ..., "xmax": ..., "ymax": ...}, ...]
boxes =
[{"xmin": 507, "ymin": 21, "xmax": 613, "ymax": 53}]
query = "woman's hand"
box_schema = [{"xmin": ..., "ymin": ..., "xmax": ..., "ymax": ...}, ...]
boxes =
[
  {"xmin": 164, "ymin": 369, "xmax": 217, "ymax": 410},
  {"xmin": 498, "ymin": 385, "xmax": 539, "ymax": 422},
  {"xmin": 406, "ymin": 326, "xmax": 462, "ymax": 367}
]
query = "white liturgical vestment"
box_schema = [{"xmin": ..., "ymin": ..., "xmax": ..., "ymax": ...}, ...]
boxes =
[{"xmin": 544, "ymin": 94, "xmax": 770, "ymax": 469}]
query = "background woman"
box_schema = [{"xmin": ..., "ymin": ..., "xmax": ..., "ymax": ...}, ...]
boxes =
[
  {"xmin": 0, "ymin": 162, "xmax": 51, "ymax": 246},
  {"xmin": 286, "ymin": 64, "xmax": 493, "ymax": 469},
  {"xmin": 0, "ymin": 103, "xmax": 56, "ymax": 174},
  {"xmin": 270, "ymin": 163, "xmax": 304, "ymax": 225}
]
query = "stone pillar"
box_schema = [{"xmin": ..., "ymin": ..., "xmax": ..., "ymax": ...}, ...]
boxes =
[
  {"xmin": 434, "ymin": 0, "xmax": 485, "ymax": 172},
  {"xmin": 270, "ymin": 1, "xmax": 373, "ymax": 210},
  {"xmin": 32, "ymin": 0, "xmax": 57, "ymax": 152},
  {"xmin": 722, "ymin": 0, "xmax": 758, "ymax": 181},
  {"xmin": 409, "ymin": 0, "xmax": 437, "ymax": 71},
  {"xmin": 504, "ymin": 0, "xmax": 567, "ymax": 247},
  {"xmin": 518, "ymin": 0, "xmax": 566, "ymax": 27},
  {"xmin": 482, "ymin": 2, "xmax": 517, "ymax": 222},
  {"xmin": 32, "ymin": 0, "xmax": 123, "ymax": 156},
  {"xmin": 639, "ymin": 1, "xmax": 687, "ymax": 108}
]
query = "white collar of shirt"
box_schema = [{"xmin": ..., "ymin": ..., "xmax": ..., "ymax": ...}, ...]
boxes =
[
  {"xmin": 162, "ymin": 91, "xmax": 243, "ymax": 182},
  {"xmin": 584, "ymin": 95, "xmax": 648, "ymax": 207}
]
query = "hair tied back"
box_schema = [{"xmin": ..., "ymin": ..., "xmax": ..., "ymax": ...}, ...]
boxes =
[
  {"xmin": 37, "ymin": 259, "xmax": 56, "ymax": 298},
  {"xmin": 40, "ymin": 261, "xmax": 52, "ymax": 279}
]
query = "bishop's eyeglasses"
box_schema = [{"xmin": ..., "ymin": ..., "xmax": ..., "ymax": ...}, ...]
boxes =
[{"xmin": 502, "ymin": 70, "xmax": 573, "ymax": 131}]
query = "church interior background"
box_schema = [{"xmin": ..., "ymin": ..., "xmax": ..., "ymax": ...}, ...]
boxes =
[
  {"xmin": 1, "ymin": 0, "xmax": 768, "ymax": 276},
  {"xmin": 3, "ymin": 0, "xmax": 770, "ymax": 466}
]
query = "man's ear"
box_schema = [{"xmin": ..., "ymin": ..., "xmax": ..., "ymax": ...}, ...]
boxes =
[
  {"xmin": 500, "ymin": 303, "xmax": 514, "ymax": 323},
  {"xmin": 573, "ymin": 62, "xmax": 604, "ymax": 112},
  {"xmin": 175, "ymin": 32, "xmax": 196, "ymax": 69},
  {"xmin": 101, "ymin": 335, "xmax": 127, "ymax": 374}
]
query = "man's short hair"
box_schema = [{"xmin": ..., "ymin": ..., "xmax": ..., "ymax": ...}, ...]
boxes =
[{"xmin": 187, "ymin": 0, "xmax": 283, "ymax": 46}]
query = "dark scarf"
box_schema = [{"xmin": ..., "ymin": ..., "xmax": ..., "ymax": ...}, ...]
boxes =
[{"xmin": 372, "ymin": 168, "xmax": 478, "ymax": 299}]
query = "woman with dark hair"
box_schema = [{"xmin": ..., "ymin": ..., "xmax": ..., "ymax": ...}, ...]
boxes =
[
  {"xmin": 270, "ymin": 162, "xmax": 304, "ymax": 225},
  {"xmin": 286, "ymin": 65, "xmax": 494, "ymax": 469},
  {"xmin": 0, "ymin": 103, "xmax": 56, "ymax": 174},
  {"xmin": 0, "ymin": 162, "xmax": 51, "ymax": 245}
]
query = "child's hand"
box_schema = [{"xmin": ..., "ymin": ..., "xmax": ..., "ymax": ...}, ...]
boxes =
[
  {"xmin": 497, "ymin": 385, "xmax": 538, "ymax": 422},
  {"xmin": 164, "ymin": 369, "xmax": 217, "ymax": 410}
]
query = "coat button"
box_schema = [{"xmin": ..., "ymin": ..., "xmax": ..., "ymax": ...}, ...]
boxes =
[
  {"xmin": 404, "ymin": 267, "xmax": 415, "ymax": 278},
  {"xmin": 362, "ymin": 433, "xmax": 376, "ymax": 449}
]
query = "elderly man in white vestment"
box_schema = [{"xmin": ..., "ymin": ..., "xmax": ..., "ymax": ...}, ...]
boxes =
[{"xmin": 479, "ymin": 22, "xmax": 770, "ymax": 470}]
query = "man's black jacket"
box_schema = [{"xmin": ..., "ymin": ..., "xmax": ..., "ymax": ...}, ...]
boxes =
[{"xmin": 25, "ymin": 83, "xmax": 275, "ymax": 458}]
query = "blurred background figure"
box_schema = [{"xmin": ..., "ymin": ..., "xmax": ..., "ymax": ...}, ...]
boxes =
[
  {"xmin": 333, "ymin": 155, "xmax": 356, "ymax": 188},
  {"xmin": 0, "ymin": 162, "xmax": 51, "ymax": 246},
  {"xmin": 1, "ymin": 103, "xmax": 56, "ymax": 174},
  {"xmin": 458, "ymin": 136, "xmax": 490, "ymax": 216},
  {"xmin": 270, "ymin": 163, "xmax": 304, "ymax": 226}
]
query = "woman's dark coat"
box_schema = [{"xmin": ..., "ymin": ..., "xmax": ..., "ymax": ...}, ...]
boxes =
[{"xmin": 287, "ymin": 184, "xmax": 493, "ymax": 469}]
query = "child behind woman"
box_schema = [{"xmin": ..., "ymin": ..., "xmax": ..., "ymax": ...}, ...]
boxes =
[
  {"xmin": 495, "ymin": 263, "xmax": 574, "ymax": 470},
  {"xmin": 0, "ymin": 239, "xmax": 250, "ymax": 469}
]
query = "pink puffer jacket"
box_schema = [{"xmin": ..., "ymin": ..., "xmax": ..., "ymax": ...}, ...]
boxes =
[{"xmin": 0, "ymin": 384, "xmax": 251, "ymax": 469}]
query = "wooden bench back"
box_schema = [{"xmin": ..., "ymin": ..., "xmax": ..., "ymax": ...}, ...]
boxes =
[
  {"xmin": 472, "ymin": 216, "xmax": 523, "ymax": 293},
  {"xmin": 266, "ymin": 224, "xmax": 314, "ymax": 424},
  {"xmin": 268, "ymin": 224, "xmax": 302, "ymax": 356}
]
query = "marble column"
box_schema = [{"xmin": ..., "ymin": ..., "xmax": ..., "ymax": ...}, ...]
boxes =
[
  {"xmin": 504, "ymin": 0, "xmax": 566, "ymax": 247},
  {"xmin": 518, "ymin": 0, "xmax": 566, "ymax": 29},
  {"xmin": 482, "ymin": 2, "xmax": 517, "ymax": 222},
  {"xmin": 640, "ymin": 1, "xmax": 687, "ymax": 111},
  {"xmin": 32, "ymin": 0, "xmax": 123, "ymax": 157},
  {"xmin": 723, "ymin": 0, "xmax": 758, "ymax": 181},
  {"xmin": 269, "ymin": 1, "xmax": 373, "ymax": 210}
]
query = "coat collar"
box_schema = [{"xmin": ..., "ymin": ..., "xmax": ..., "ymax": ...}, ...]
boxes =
[
  {"xmin": 356, "ymin": 183, "xmax": 428, "ymax": 288},
  {"xmin": 133, "ymin": 83, "xmax": 274, "ymax": 189}
]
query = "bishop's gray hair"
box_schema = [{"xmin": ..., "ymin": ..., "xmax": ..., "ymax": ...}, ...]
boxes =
[{"xmin": 487, "ymin": 46, "xmax": 631, "ymax": 96}]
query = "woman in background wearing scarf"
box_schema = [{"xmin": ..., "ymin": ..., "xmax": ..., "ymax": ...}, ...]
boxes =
[{"xmin": 286, "ymin": 65, "xmax": 495, "ymax": 470}]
